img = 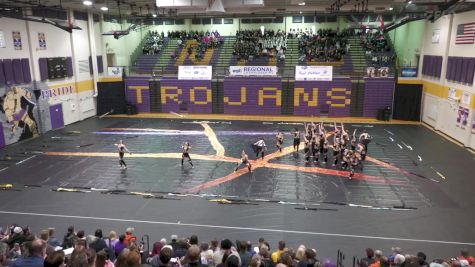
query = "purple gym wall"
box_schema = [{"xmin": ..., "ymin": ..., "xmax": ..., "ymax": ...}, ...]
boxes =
[
  {"xmin": 363, "ymin": 78, "xmax": 395, "ymax": 117},
  {"xmin": 224, "ymin": 77, "xmax": 282, "ymax": 115},
  {"xmin": 125, "ymin": 76, "xmax": 151, "ymax": 113},
  {"xmin": 160, "ymin": 77, "xmax": 212, "ymax": 114},
  {"xmin": 294, "ymin": 78, "xmax": 352, "ymax": 117}
]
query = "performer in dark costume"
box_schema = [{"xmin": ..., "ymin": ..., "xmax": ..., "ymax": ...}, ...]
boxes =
[
  {"xmin": 332, "ymin": 137, "xmax": 341, "ymax": 166},
  {"xmin": 351, "ymin": 129, "xmax": 357, "ymax": 151},
  {"xmin": 115, "ymin": 140, "xmax": 131, "ymax": 170},
  {"xmin": 181, "ymin": 141, "xmax": 194, "ymax": 168},
  {"xmin": 303, "ymin": 140, "xmax": 311, "ymax": 163},
  {"xmin": 359, "ymin": 129, "xmax": 372, "ymax": 154},
  {"xmin": 235, "ymin": 150, "xmax": 252, "ymax": 172},
  {"xmin": 292, "ymin": 128, "xmax": 301, "ymax": 152},
  {"xmin": 252, "ymin": 138, "xmax": 267, "ymax": 160},
  {"xmin": 276, "ymin": 132, "xmax": 284, "ymax": 152}
]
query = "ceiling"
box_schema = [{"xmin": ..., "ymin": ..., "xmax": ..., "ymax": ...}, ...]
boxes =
[{"xmin": 0, "ymin": 0, "xmax": 474, "ymax": 18}]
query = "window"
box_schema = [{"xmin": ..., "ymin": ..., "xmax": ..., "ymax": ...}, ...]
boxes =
[
  {"xmin": 175, "ymin": 19, "xmax": 185, "ymax": 25},
  {"xmin": 251, "ymin": 18, "xmax": 262, "ymax": 23},
  {"xmin": 304, "ymin": 16, "xmax": 315, "ymax": 23},
  {"xmin": 164, "ymin": 19, "xmax": 174, "ymax": 25},
  {"xmin": 224, "ymin": 18, "xmax": 234, "ymax": 24},
  {"xmin": 273, "ymin": 16, "xmax": 284, "ymax": 23},
  {"xmin": 241, "ymin": 18, "xmax": 251, "ymax": 24},
  {"xmin": 202, "ymin": 18, "xmax": 211, "ymax": 24},
  {"xmin": 292, "ymin": 16, "xmax": 303, "ymax": 23},
  {"xmin": 213, "ymin": 18, "xmax": 223, "ymax": 24},
  {"xmin": 192, "ymin": 18, "xmax": 201, "ymax": 24},
  {"xmin": 262, "ymin": 18, "xmax": 272, "ymax": 23},
  {"xmin": 326, "ymin": 16, "xmax": 337, "ymax": 22}
]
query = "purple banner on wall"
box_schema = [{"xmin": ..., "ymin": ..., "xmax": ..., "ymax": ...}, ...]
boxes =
[
  {"xmin": 161, "ymin": 77, "xmax": 212, "ymax": 114},
  {"xmin": 294, "ymin": 78, "xmax": 352, "ymax": 117},
  {"xmin": 224, "ymin": 77, "xmax": 282, "ymax": 115},
  {"xmin": 363, "ymin": 78, "xmax": 395, "ymax": 117},
  {"xmin": 125, "ymin": 76, "xmax": 151, "ymax": 113}
]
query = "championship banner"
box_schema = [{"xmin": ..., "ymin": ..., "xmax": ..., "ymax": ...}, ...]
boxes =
[
  {"xmin": 295, "ymin": 66, "xmax": 333, "ymax": 81},
  {"xmin": 107, "ymin": 67, "xmax": 124, "ymax": 77},
  {"xmin": 401, "ymin": 67, "xmax": 417, "ymax": 78},
  {"xmin": 229, "ymin": 66, "xmax": 278, "ymax": 77},
  {"xmin": 178, "ymin": 65, "xmax": 212, "ymax": 80}
]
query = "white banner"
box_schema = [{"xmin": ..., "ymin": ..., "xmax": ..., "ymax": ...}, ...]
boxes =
[
  {"xmin": 229, "ymin": 66, "xmax": 278, "ymax": 77},
  {"xmin": 178, "ymin": 65, "xmax": 212, "ymax": 80},
  {"xmin": 107, "ymin": 67, "xmax": 123, "ymax": 77},
  {"xmin": 295, "ymin": 66, "xmax": 333, "ymax": 81}
]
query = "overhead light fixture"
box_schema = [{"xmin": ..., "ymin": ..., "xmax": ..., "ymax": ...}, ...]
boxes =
[
  {"xmin": 100, "ymin": 6, "xmax": 108, "ymax": 11},
  {"xmin": 300, "ymin": 11, "xmax": 303, "ymax": 14},
  {"xmin": 83, "ymin": 0, "xmax": 93, "ymax": 6},
  {"xmin": 408, "ymin": 0, "xmax": 412, "ymax": 3},
  {"xmin": 152, "ymin": 14, "xmax": 157, "ymax": 18},
  {"xmin": 298, "ymin": 1, "xmax": 306, "ymax": 5},
  {"xmin": 389, "ymin": 7, "xmax": 393, "ymax": 10}
]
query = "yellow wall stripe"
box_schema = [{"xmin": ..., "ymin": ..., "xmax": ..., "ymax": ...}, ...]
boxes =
[{"xmin": 76, "ymin": 80, "xmax": 94, "ymax": 93}]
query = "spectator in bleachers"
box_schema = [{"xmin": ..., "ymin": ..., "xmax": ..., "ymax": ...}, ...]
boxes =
[
  {"xmin": 458, "ymin": 249, "xmax": 474, "ymax": 266},
  {"xmin": 124, "ymin": 228, "xmax": 137, "ymax": 247},
  {"xmin": 44, "ymin": 251, "xmax": 65, "ymax": 267},
  {"xmin": 271, "ymin": 241, "xmax": 286, "ymax": 264},
  {"xmin": 39, "ymin": 230, "xmax": 55, "ymax": 256},
  {"xmin": 418, "ymin": 252, "xmax": 429, "ymax": 267},
  {"xmin": 96, "ymin": 250, "xmax": 113, "ymax": 267},
  {"xmin": 143, "ymin": 31, "xmax": 165, "ymax": 55},
  {"xmin": 298, "ymin": 29, "xmax": 349, "ymax": 62},
  {"xmin": 360, "ymin": 248, "xmax": 375, "ymax": 267},
  {"xmin": 238, "ymin": 242, "xmax": 251, "ymax": 267},
  {"xmin": 105, "ymin": 231, "xmax": 118, "ymax": 255},
  {"xmin": 169, "ymin": 235, "xmax": 179, "ymax": 252},
  {"xmin": 126, "ymin": 249, "xmax": 141, "ymax": 267},
  {"xmin": 114, "ymin": 235, "xmax": 127, "ymax": 257},
  {"xmin": 89, "ymin": 229, "xmax": 108, "ymax": 253},
  {"xmin": 370, "ymin": 250, "xmax": 384, "ymax": 267},
  {"xmin": 47, "ymin": 229, "xmax": 61, "ymax": 248},
  {"xmin": 11, "ymin": 239, "xmax": 46, "ymax": 267},
  {"xmin": 62, "ymin": 226, "xmax": 77, "ymax": 249},
  {"xmin": 200, "ymin": 243, "xmax": 214, "ymax": 266},
  {"xmin": 233, "ymin": 29, "xmax": 287, "ymax": 61},
  {"xmin": 77, "ymin": 230, "xmax": 86, "ymax": 241},
  {"xmin": 182, "ymin": 245, "xmax": 208, "ymax": 267}
]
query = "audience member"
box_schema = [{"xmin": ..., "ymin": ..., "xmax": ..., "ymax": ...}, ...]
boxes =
[
  {"xmin": 44, "ymin": 251, "xmax": 65, "ymax": 267},
  {"xmin": 12, "ymin": 239, "xmax": 46, "ymax": 267}
]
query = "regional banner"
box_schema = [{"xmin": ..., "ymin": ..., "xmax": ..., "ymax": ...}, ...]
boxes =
[
  {"xmin": 178, "ymin": 65, "xmax": 212, "ymax": 80},
  {"xmin": 229, "ymin": 66, "xmax": 278, "ymax": 77},
  {"xmin": 295, "ymin": 66, "xmax": 333, "ymax": 81}
]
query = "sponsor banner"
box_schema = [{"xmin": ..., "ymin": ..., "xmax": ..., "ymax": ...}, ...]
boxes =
[
  {"xmin": 107, "ymin": 67, "xmax": 124, "ymax": 77},
  {"xmin": 229, "ymin": 66, "xmax": 278, "ymax": 77},
  {"xmin": 38, "ymin": 32, "xmax": 46, "ymax": 50},
  {"xmin": 295, "ymin": 66, "xmax": 333, "ymax": 81},
  {"xmin": 178, "ymin": 65, "xmax": 212, "ymax": 80},
  {"xmin": 400, "ymin": 67, "xmax": 417, "ymax": 78},
  {"xmin": 366, "ymin": 67, "xmax": 389, "ymax": 78}
]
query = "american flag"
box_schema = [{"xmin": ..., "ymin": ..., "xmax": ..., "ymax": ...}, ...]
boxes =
[{"xmin": 455, "ymin": 22, "xmax": 475, "ymax": 44}]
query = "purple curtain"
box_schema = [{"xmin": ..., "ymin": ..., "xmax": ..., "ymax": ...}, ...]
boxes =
[
  {"xmin": 12, "ymin": 59, "xmax": 24, "ymax": 84},
  {"xmin": 3, "ymin": 59, "xmax": 14, "ymax": 85},
  {"xmin": 21, "ymin": 58, "xmax": 32, "ymax": 83},
  {"xmin": 0, "ymin": 60, "xmax": 5, "ymax": 86},
  {"xmin": 455, "ymin": 57, "xmax": 463, "ymax": 82},
  {"xmin": 461, "ymin": 58, "xmax": 469, "ymax": 84},
  {"xmin": 66, "ymin": 57, "xmax": 73, "ymax": 77},
  {"xmin": 38, "ymin": 58, "xmax": 49, "ymax": 81},
  {"xmin": 466, "ymin": 58, "xmax": 475, "ymax": 85}
]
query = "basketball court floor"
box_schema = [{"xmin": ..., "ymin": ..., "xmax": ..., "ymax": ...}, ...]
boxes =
[{"xmin": 0, "ymin": 116, "xmax": 474, "ymax": 260}]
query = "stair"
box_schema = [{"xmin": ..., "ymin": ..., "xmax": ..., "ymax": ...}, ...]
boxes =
[{"xmin": 348, "ymin": 36, "xmax": 368, "ymax": 75}]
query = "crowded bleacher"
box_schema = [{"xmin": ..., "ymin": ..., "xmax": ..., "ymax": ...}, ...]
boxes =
[
  {"xmin": 1, "ymin": 225, "xmax": 474, "ymax": 267},
  {"xmin": 296, "ymin": 29, "xmax": 350, "ymax": 62},
  {"xmin": 233, "ymin": 30, "xmax": 287, "ymax": 62},
  {"xmin": 142, "ymin": 31, "xmax": 166, "ymax": 55},
  {"xmin": 358, "ymin": 29, "xmax": 395, "ymax": 67}
]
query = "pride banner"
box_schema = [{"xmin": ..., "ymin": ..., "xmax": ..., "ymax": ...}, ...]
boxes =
[
  {"xmin": 293, "ymin": 78, "xmax": 352, "ymax": 117},
  {"xmin": 223, "ymin": 77, "xmax": 282, "ymax": 115},
  {"xmin": 160, "ymin": 77, "xmax": 212, "ymax": 114}
]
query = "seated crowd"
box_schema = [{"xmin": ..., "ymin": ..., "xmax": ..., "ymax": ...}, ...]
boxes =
[
  {"xmin": 1, "ymin": 225, "xmax": 474, "ymax": 267},
  {"xmin": 358, "ymin": 29, "xmax": 395, "ymax": 67},
  {"xmin": 297, "ymin": 29, "xmax": 350, "ymax": 62},
  {"xmin": 168, "ymin": 30, "xmax": 224, "ymax": 60},
  {"xmin": 233, "ymin": 30, "xmax": 287, "ymax": 62},
  {"xmin": 143, "ymin": 31, "xmax": 166, "ymax": 55}
]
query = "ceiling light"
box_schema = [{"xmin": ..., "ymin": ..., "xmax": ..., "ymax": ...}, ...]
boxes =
[
  {"xmin": 152, "ymin": 14, "xmax": 157, "ymax": 18},
  {"xmin": 100, "ymin": 6, "xmax": 108, "ymax": 11},
  {"xmin": 300, "ymin": 11, "xmax": 303, "ymax": 14},
  {"xmin": 408, "ymin": 0, "xmax": 412, "ymax": 3},
  {"xmin": 83, "ymin": 0, "xmax": 93, "ymax": 6},
  {"xmin": 298, "ymin": 2, "xmax": 306, "ymax": 5},
  {"xmin": 389, "ymin": 7, "xmax": 393, "ymax": 10}
]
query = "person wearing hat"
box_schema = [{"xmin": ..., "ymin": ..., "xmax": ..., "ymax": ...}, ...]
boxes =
[{"xmin": 5, "ymin": 226, "xmax": 25, "ymax": 248}]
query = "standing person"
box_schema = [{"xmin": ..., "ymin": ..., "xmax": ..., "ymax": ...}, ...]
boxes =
[
  {"xmin": 235, "ymin": 151, "xmax": 252, "ymax": 172},
  {"xmin": 332, "ymin": 138, "xmax": 341, "ymax": 167},
  {"xmin": 292, "ymin": 128, "xmax": 301, "ymax": 152},
  {"xmin": 275, "ymin": 132, "xmax": 284, "ymax": 153},
  {"xmin": 115, "ymin": 140, "xmax": 131, "ymax": 170},
  {"xmin": 252, "ymin": 138, "xmax": 267, "ymax": 160},
  {"xmin": 359, "ymin": 129, "xmax": 372, "ymax": 154},
  {"xmin": 181, "ymin": 142, "xmax": 194, "ymax": 168}
]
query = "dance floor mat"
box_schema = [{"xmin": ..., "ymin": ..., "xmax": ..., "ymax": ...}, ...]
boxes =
[{"xmin": 0, "ymin": 117, "xmax": 471, "ymax": 209}]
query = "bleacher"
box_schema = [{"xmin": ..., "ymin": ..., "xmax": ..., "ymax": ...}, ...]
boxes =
[{"xmin": 131, "ymin": 29, "xmax": 396, "ymax": 78}]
